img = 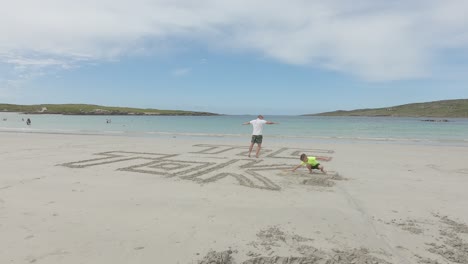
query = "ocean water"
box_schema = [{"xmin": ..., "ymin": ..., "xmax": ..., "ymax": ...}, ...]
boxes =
[{"xmin": 1, "ymin": 112, "xmax": 467, "ymax": 145}]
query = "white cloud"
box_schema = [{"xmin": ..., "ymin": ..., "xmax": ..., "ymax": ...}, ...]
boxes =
[
  {"xmin": 0, "ymin": 53, "xmax": 81, "ymax": 97},
  {"xmin": 0, "ymin": 0, "xmax": 467, "ymax": 82}
]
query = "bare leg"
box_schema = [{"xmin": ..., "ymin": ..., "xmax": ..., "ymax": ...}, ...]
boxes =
[
  {"xmin": 256, "ymin": 143, "xmax": 262, "ymax": 158},
  {"xmin": 307, "ymin": 164, "xmax": 313, "ymax": 174},
  {"xmin": 248, "ymin": 142, "xmax": 254, "ymax": 157}
]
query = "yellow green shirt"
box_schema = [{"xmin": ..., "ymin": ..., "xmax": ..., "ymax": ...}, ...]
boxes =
[{"xmin": 301, "ymin": 157, "xmax": 318, "ymax": 166}]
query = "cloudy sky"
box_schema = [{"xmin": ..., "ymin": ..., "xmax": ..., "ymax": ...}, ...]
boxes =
[{"xmin": 1, "ymin": 0, "xmax": 467, "ymax": 114}]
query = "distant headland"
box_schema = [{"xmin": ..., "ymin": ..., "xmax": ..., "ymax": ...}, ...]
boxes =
[
  {"xmin": 306, "ymin": 99, "xmax": 468, "ymax": 118},
  {"xmin": 0, "ymin": 104, "xmax": 220, "ymax": 116}
]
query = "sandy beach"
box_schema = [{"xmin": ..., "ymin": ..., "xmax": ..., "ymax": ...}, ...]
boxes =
[{"xmin": 1, "ymin": 132, "xmax": 467, "ymax": 264}]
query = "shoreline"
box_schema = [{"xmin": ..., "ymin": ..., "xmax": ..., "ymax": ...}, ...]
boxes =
[{"xmin": 1, "ymin": 128, "xmax": 468, "ymax": 147}]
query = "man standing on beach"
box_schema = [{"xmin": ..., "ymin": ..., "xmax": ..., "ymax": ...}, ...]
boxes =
[{"xmin": 242, "ymin": 115, "xmax": 278, "ymax": 158}]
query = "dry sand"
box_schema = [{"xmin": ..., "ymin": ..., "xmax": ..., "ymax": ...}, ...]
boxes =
[{"xmin": 0, "ymin": 132, "xmax": 467, "ymax": 264}]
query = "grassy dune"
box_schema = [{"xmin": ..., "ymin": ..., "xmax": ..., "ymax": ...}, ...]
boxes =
[
  {"xmin": 308, "ymin": 99, "xmax": 468, "ymax": 118},
  {"xmin": 0, "ymin": 104, "xmax": 219, "ymax": 116}
]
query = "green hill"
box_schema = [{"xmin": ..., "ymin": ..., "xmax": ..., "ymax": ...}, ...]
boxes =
[
  {"xmin": 307, "ymin": 99, "xmax": 468, "ymax": 118},
  {"xmin": 0, "ymin": 104, "xmax": 219, "ymax": 116}
]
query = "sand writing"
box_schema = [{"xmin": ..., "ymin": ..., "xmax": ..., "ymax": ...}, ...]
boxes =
[
  {"xmin": 198, "ymin": 226, "xmax": 391, "ymax": 264},
  {"xmin": 59, "ymin": 151, "xmax": 176, "ymax": 168},
  {"xmin": 191, "ymin": 144, "xmax": 334, "ymax": 160},
  {"xmin": 119, "ymin": 158, "xmax": 293, "ymax": 191},
  {"xmin": 59, "ymin": 145, "xmax": 335, "ymax": 191}
]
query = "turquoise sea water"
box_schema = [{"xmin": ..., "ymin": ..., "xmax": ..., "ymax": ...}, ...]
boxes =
[{"xmin": 1, "ymin": 112, "xmax": 467, "ymax": 145}]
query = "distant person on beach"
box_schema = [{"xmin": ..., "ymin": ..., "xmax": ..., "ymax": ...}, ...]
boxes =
[
  {"xmin": 26, "ymin": 118, "xmax": 31, "ymax": 125},
  {"xmin": 292, "ymin": 153, "xmax": 329, "ymax": 174},
  {"xmin": 242, "ymin": 115, "xmax": 278, "ymax": 158}
]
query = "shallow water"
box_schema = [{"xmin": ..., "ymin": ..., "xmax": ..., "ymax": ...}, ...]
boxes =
[{"xmin": 1, "ymin": 113, "xmax": 467, "ymax": 145}]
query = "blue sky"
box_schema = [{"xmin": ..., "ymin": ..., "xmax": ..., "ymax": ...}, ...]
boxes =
[{"xmin": 1, "ymin": 0, "xmax": 467, "ymax": 115}]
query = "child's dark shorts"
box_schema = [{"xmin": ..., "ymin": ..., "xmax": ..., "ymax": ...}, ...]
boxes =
[
  {"xmin": 251, "ymin": 135, "xmax": 263, "ymax": 144},
  {"xmin": 311, "ymin": 163, "xmax": 320, "ymax": 169}
]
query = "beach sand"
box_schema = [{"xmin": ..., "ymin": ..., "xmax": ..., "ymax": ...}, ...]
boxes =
[{"xmin": 1, "ymin": 132, "xmax": 467, "ymax": 264}]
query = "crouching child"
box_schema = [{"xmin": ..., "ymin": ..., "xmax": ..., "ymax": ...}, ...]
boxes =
[{"xmin": 292, "ymin": 153, "xmax": 328, "ymax": 174}]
